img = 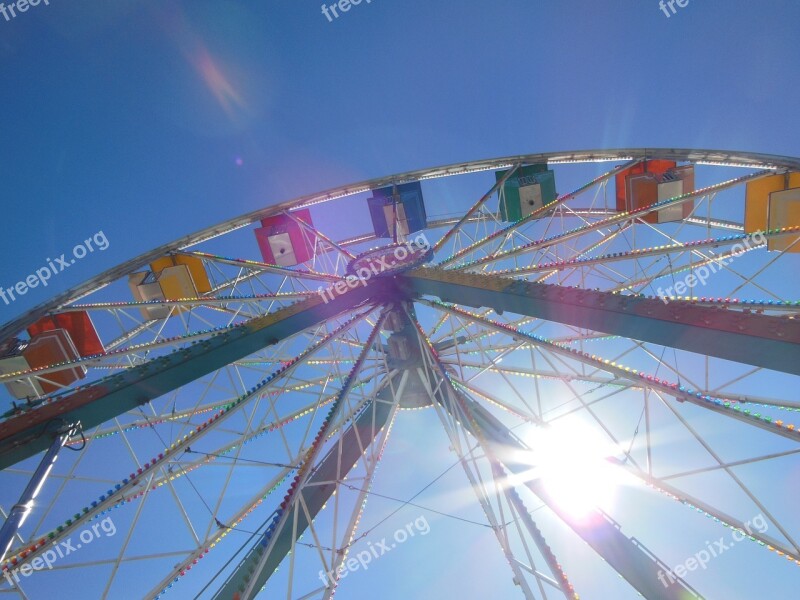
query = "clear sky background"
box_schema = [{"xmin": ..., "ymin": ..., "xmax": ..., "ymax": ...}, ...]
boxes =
[{"xmin": 1, "ymin": 1, "xmax": 799, "ymax": 598}]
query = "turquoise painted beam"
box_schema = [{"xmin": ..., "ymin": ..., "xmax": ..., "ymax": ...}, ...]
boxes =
[
  {"xmin": 0, "ymin": 281, "xmax": 384, "ymax": 470},
  {"xmin": 402, "ymin": 268, "xmax": 800, "ymax": 376},
  {"xmin": 212, "ymin": 397, "xmax": 393, "ymax": 599}
]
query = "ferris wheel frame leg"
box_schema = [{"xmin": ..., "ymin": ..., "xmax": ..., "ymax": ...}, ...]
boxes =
[
  {"xmin": 0, "ymin": 422, "xmax": 78, "ymax": 563},
  {"xmin": 408, "ymin": 311, "xmax": 706, "ymax": 600},
  {"xmin": 213, "ymin": 369, "xmax": 405, "ymax": 600}
]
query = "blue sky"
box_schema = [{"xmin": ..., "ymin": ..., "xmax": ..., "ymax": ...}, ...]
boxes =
[
  {"xmin": 2, "ymin": 0, "xmax": 800, "ymax": 320},
  {"xmin": 1, "ymin": 1, "xmax": 799, "ymax": 598}
]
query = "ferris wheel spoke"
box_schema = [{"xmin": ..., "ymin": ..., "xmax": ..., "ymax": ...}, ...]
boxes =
[
  {"xmin": 421, "ymin": 299, "xmax": 800, "ymax": 442},
  {"xmin": 515, "ymin": 229, "xmax": 771, "ymax": 280},
  {"xmin": 461, "ymin": 377, "xmax": 800, "ymax": 571},
  {"xmin": 727, "ymin": 234, "xmax": 800, "ymax": 297},
  {"xmin": 144, "ymin": 370, "xmax": 384, "ymax": 561},
  {"xmin": 450, "ymin": 361, "xmax": 636, "ymax": 390},
  {"xmin": 428, "ymin": 307, "xmax": 495, "ymax": 344},
  {"xmin": 151, "ymin": 377, "xmax": 382, "ymax": 493},
  {"xmin": 437, "ymin": 160, "xmax": 640, "ymax": 268},
  {"xmin": 460, "ymin": 375, "xmax": 639, "ymax": 432},
  {"xmin": 662, "ymin": 448, "xmax": 800, "ymax": 482},
  {"xmin": 410, "ymin": 318, "xmax": 698, "ymax": 600},
  {"xmin": 614, "ymin": 342, "xmax": 800, "ymax": 410},
  {"xmin": 449, "ymin": 374, "xmax": 547, "ymax": 425},
  {"xmin": 144, "ymin": 465, "xmax": 296, "ymax": 599},
  {"xmin": 499, "ymin": 344, "xmax": 648, "ymax": 471},
  {"xmin": 186, "ymin": 252, "xmax": 341, "ymax": 284},
  {"xmin": 438, "ymin": 315, "xmax": 544, "ymax": 421},
  {"xmin": 78, "ymin": 377, "xmax": 339, "ymax": 446},
  {"xmin": 530, "ymin": 224, "xmax": 634, "ymax": 283},
  {"xmin": 317, "ymin": 395, "xmax": 400, "ymax": 600},
  {"xmin": 0, "ymin": 283, "xmax": 384, "ymax": 469},
  {"xmin": 211, "ymin": 315, "xmax": 399, "ymax": 599},
  {"xmin": 589, "ymin": 336, "xmax": 800, "ymax": 411},
  {"xmin": 617, "ymin": 219, "xmax": 783, "ymax": 300},
  {"xmin": 0, "ymin": 323, "xmax": 259, "ymax": 388},
  {"xmin": 408, "ymin": 341, "xmax": 549, "ymax": 598},
  {"xmin": 433, "ymin": 163, "xmax": 522, "ymax": 254},
  {"xmin": 481, "ymin": 186, "xmax": 623, "ymax": 276},
  {"xmin": 3, "ymin": 362, "xmax": 384, "ymax": 598},
  {"xmin": 56, "ymin": 293, "xmax": 309, "ymax": 312},
  {"xmin": 643, "ymin": 388, "xmax": 800, "ymax": 557},
  {"xmin": 512, "ymin": 216, "xmax": 668, "ymax": 285},
  {"xmin": 495, "ymin": 461, "xmax": 582, "ymax": 600},
  {"xmin": 0, "ymin": 310, "xmax": 382, "ymax": 580},
  {"xmin": 454, "ymin": 171, "xmax": 773, "ymax": 272},
  {"xmin": 557, "ymin": 210, "xmax": 745, "ymax": 232},
  {"xmin": 283, "ymin": 211, "xmax": 356, "ymax": 263},
  {"xmin": 26, "ymin": 263, "xmax": 315, "ymax": 368}
]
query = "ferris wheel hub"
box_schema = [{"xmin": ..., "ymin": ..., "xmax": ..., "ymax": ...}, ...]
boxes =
[{"xmin": 346, "ymin": 240, "xmax": 433, "ymax": 279}]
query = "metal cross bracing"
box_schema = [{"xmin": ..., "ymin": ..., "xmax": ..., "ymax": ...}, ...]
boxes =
[
  {"xmin": 422, "ymin": 304, "xmax": 800, "ymax": 557},
  {"xmin": 1, "ymin": 321, "xmax": 390, "ymax": 597},
  {"xmin": 0, "ymin": 314, "xmax": 387, "ymax": 572},
  {"xmin": 410, "ymin": 319, "xmax": 702, "ymax": 600},
  {"xmin": 0, "ymin": 258, "xmax": 348, "ymax": 419},
  {"xmin": 404, "ymin": 318, "xmax": 582, "ymax": 599},
  {"xmin": 0, "ymin": 285, "xmax": 387, "ymax": 469},
  {"xmin": 403, "ymin": 269, "xmax": 800, "ymax": 375},
  {"xmin": 437, "ymin": 169, "xmax": 772, "ymax": 272},
  {"xmin": 211, "ymin": 332, "xmax": 402, "ymax": 600},
  {"xmin": 1, "ymin": 149, "xmax": 799, "ymax": 599}
]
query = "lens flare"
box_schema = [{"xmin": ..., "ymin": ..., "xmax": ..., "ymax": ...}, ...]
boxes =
[{"xmin": 522, "ymin": 420, "xmax": 631, "ymax": 520}]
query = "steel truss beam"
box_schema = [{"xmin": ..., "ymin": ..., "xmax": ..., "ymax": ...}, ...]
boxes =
[
  {"xmin": 402, "ymin": 268, "xmax": 800, "ymax": 375},
  {"xmin": 423, "ymin": 300, "xmax": 800, "ymax": 439},
  {"xmin": 212, "ymin": 390, "xmax": 397, "ymax": 599},
  {"xmin": 218, "ymin": 316, "xmax": 388, "ymax": 598},
  {"xmin": 0, "ymin": 283, "xmax": 386, "ymax": 470}
]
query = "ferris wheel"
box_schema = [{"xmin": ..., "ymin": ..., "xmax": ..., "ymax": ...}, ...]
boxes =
[{"xmin": 0, "ymin": 148, "xmax": 799, "ymax": 599}]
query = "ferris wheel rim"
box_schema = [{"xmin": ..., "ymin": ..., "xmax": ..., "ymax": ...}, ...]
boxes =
[
  {"xmin": 1, "ymin": 148, "xmax": 799, "ymax": 599},
  {"xmin": 2, "ymin": 146, "xmax": 798, "ymax": 342}
]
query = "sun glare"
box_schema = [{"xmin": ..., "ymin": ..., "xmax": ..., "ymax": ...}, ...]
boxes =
[{"xmin": 521, "ymin": 420, "xmax": 630, "ymax": 520}]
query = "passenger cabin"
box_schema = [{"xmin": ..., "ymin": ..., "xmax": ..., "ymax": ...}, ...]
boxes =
[
  {"xmin": 367, "ymin": 182, "xmax": 427, "ymax": 239},
  {"xmin": 616, "ymin": 161, "xmax": 695, "ymax": 224},
  {"xmin": 129, "ymin": 254, "xmax": 212, "ymax": 319},
  {"xmin": 497, "ymin": 164, "xmax": 557, "ymax": 221},
  {"xmin": 254, "ymin": 209, "xmax": 315, "ymax": 267},
  {"xmin": 745, "ymin": 172, "xmax": 800, "ymax": 252},
  {"xmin": 0, "ymin": 311, "xmax": 102, "ymax": 399}
]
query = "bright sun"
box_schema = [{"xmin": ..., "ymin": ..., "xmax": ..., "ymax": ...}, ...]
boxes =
[{"xmin": 519, "ymin": 419, "xmax": 630, "ymax": 520}]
